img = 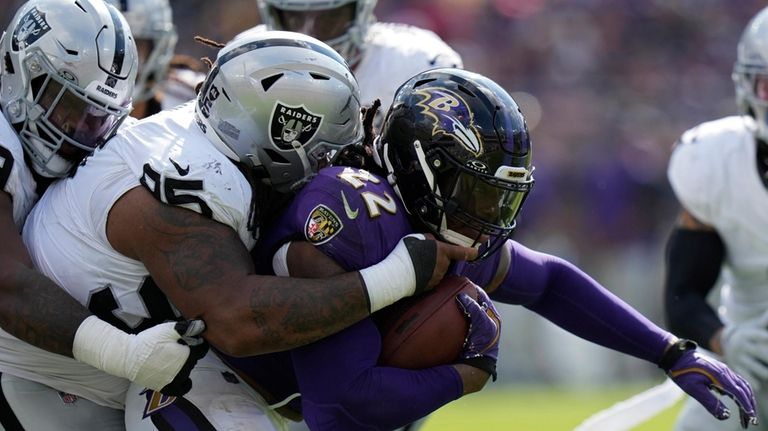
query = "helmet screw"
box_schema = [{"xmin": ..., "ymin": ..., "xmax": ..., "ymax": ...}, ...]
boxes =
[
  {"xmin": 419, "ymin": 205, "xmax": 428, "ymax": 215},
  {"xmin": 432, "ymin": 159, "xmax": 442, "ymax": 168},
  {"xmin": 8, "ymin": 103, "xmax": 19, "ymax": 117},
  {"xmin": 28, "ymin": 60, "xmax": 41, "ymax": 73}
]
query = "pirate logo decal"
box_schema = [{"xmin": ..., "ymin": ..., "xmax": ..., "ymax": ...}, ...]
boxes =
[
  {"xmin": 12, "ymin": 7, "xmax": 51, "ymax": 50},
  {"xmin": 415, "ymin": 87, "xmax": 482, "ymax": 156},
  {"xmin": 269, "ymin": 102, "xmax": 324, "ymax": 150},
  {"xmin": 305, "ymin": 204, "xmax": 343, "ymax": 245}
]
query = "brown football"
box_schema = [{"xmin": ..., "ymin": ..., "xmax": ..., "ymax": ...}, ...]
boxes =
[{"xmin": 377, "ymin": 275, "xmax": 478, "ymax": 369}]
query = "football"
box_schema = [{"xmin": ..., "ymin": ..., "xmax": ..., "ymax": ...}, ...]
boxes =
[{"xmin": 377, "ymin": 275, "xmax": 479, "ymax": 369}]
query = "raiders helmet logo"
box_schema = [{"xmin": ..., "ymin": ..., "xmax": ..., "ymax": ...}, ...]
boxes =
[
  {"xmin": 269, "ymin": 102, "xmax": 324, "ymax": 150},
  {"xmin": 305, "ymin": 204, "xmax": 343, "ymax": 245},
  {"xmin": 12, "ymin": 7, "xmax": 51, "ymax": 50},
  {"xmin": 415, "ymin": 87, "xmax": 482, "ymax": 156}
]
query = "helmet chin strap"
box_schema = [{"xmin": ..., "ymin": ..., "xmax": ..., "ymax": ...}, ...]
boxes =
[
  {"xmin": 291, "ymin": 140, "xmax": 313, "ymax": 180},
  {"xmin": 440, "ymin": 228, "xmax": 479, "ymax": 248}
]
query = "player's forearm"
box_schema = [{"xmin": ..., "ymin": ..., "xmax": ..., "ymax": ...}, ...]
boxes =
[
  {"xmin": 523, "ymin": 262, "xmax": 674, "ymax": 363},
  {"xmin": 0, "ymin": 259, "xmax": 87, "ymax": 357},
  {"xmin": 492, "ymin": 242, "xmax": 672, "ymax": 363},
  {"xmin": 203, "ymin": 271, "xmax": 371, "ymax": 356}
]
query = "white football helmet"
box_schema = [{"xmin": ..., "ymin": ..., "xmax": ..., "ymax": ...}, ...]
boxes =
[
  {"xmin": 106, "ymin": 0, "xmax": 177, "ymax": 102},
  {"xmin": 734, "ymin": 6, "xmax": 768, "ymax": 141},
  {"xmin": 0, "ymin": 0, "xmax": 138, "ymax": 177},
  {"xmin": 256, "ymin": 0, "xmax": 377, "ymax": 67},
  {"xmin": 195, "ymin": 30, "xmax": 363, "ymax": 193}
]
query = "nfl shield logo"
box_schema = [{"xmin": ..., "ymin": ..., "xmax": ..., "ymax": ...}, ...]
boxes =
[{"xmin": 269, "ymin": 102, "xmax": 324, "ymax": 150}]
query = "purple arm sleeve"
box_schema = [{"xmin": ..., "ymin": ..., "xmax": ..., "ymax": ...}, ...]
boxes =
[
  {"xmin": 490, "ymin": 241, "xmax": 674, "ymax": 364},
  {"xmin": 293, "ymin": 318, "xmax": 463, "ymax": 431}
]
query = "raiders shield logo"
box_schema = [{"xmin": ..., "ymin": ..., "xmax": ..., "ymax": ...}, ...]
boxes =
[
  {"xmin": 305, "ymin": 204, "xmax": 343, "ymax": 245},
  {"xmin": 12, "ymin": 7, "xmax": 51, "ymax": 50},
  {"xmin": 269, "ymin": 102, "xmax": 324, "ymax": 150}
]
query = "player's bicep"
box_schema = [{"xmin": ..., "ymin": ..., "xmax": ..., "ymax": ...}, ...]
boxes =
[
  {"xmin": 106, "ymin": 186, "xmax": 253, "ymax": 317},
  {"xmin": 285, "ymin": 241, "xmax": 345, "ymax": 278}
]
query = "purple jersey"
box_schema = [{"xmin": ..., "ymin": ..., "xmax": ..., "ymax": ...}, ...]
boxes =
[{"xmin": 254, "ymin": 166, "xmax": 412, "ymax": 273}]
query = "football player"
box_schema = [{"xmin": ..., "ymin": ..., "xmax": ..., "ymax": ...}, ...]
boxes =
[
  {"xmin": 242, "ymin": 68, "xmax": 759, "ymax": 430},
  {"xmin": 251, "ymin": 3, "xmax": 463, "ymax": 428},
  {"xmin": 106, "ymin": 0, "xmax": 206, "ymax": 119},
  {"xmin": 665, "ymin": 5, "xmax": 768, "ymax": 431},
  {"xmin": 251, "ymin": 0, "xmax": 462, "ymax": 128},
  {"xmin": 0, "ymin": 0, "xmax": 206, "ymax": 428},
  {"xmin": 22, "ymin": 31, "xmax": 473, "ymax": 430}
]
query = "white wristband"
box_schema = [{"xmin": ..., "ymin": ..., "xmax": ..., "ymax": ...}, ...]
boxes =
[
  {"xmin": 72, "ymin": 315, "xmax": 132, "ymax": 379},
  {"xmin": 359, "ymin": 234, "xmax": 422, "ymax": 312}
]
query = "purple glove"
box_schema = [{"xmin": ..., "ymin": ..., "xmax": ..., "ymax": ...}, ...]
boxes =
[
  {"xmin": 455, "ymin": 286, "xmax": 501, "ymax": 380},
  {"xmin": 661, "ymin": 339, "xmax": 758, "ymax": 428}
]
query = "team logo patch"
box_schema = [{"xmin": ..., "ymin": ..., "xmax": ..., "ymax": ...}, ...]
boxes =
[
  {"xmin": 12, "ymin": 7, "xmax": 51, "ymax": 50},
  {"xmin": 269, "ymin": 102, "xmax": 324, "ymax": 150},
  {"xmin": 305, "ymin": 204, "xmax": 343, "ymax": 244},
  {"xmin": 415, "ymin": 87, "xmax": 482, "ymax": 156},
  {"xmin": 141, "ymin": 388, "xmax": 177, "ymax": 419}
]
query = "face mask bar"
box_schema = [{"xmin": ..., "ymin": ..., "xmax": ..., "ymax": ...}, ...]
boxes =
[
  {"xmin": 16, "ymin": 50, "xmax": 131, "ymax": 176},
  {"xmin": 421, "ymin": 152, "xmax": 534, "ymax": 261}
]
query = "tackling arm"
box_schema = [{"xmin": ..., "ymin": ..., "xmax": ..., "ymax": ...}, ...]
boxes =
[
  {"xmin": 107, "ymin": 186, "xmax": 470, "ymax": 357},
  {"xmin": 0, "ymin": 191, "xmax": 89, "ymax": 357}
]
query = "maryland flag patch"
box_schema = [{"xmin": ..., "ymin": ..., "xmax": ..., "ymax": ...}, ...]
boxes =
[{"xmin": 305, "ymin": 204, "xmax": 343, "ymax": 244}]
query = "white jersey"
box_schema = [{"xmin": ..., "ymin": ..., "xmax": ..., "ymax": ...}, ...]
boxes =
[
  {"xmin": 246, "ymin": 22, "xmax": 463, "ymax": 113},
  {"xmin": 18, "ymin": 102, "xmax": 255, "ymax": 407},
  {"xmin": 668, "ymin": 115, "xmax": 768, "ymax": 324},
  {"xmin": 355, "ymin": 22, "xmax": 462, "ymax": 111},
  {"xmin": 0, "ymin": 115, "xmax": 37, "ymax": 229}
]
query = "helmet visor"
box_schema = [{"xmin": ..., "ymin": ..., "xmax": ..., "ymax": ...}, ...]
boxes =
[
  {"xmin": 446, "ymin": 169, "xmax": 532, "ymax": 234},
  {"xmin": 36, "ymin": 78, "xmax": 126, "ymax": 150},
  {"xmin": 267, "ymin": 3, "xmax": 356, "ymax": 41}
]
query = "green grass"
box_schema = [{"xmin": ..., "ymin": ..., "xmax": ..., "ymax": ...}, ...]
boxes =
[{"xmin": 420, "ymin": 383, "xmax": 685, "ymax": 431}]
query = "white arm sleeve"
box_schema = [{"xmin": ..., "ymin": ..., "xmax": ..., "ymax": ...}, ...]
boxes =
[{"xmin": 272, "ymin": 242, "xmax": 291, "ymax": 277}]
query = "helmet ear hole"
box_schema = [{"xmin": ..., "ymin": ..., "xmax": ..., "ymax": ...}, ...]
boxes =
[{"xmin": 263, "ymin": 148, "xmax": 290, "ymax": 164}]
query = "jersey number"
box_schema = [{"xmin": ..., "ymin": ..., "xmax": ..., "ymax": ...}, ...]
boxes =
[
  {"xmin": 140, "ymin": 163, "xmax": 213, "ymax": 218},
  {"xmin": 337, "ymin": 167, "xmax": 397, "ymax": 218},
  {"xmin": 87, "ymin": 277, "xmax": 177, "ymax": 334},
  {"xmin": 0, "ymin": 146, "xmax": 14, "ymax": 191}
]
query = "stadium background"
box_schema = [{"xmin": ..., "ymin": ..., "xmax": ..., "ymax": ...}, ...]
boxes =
[{"xmin": 1, "ymin": 0, "xmax": 765, "ymax": 428}]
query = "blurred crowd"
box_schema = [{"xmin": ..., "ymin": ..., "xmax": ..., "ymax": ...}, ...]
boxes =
[{"xmin": 1, "ymin": 0, "xmax": 764, "ymax": 385}]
